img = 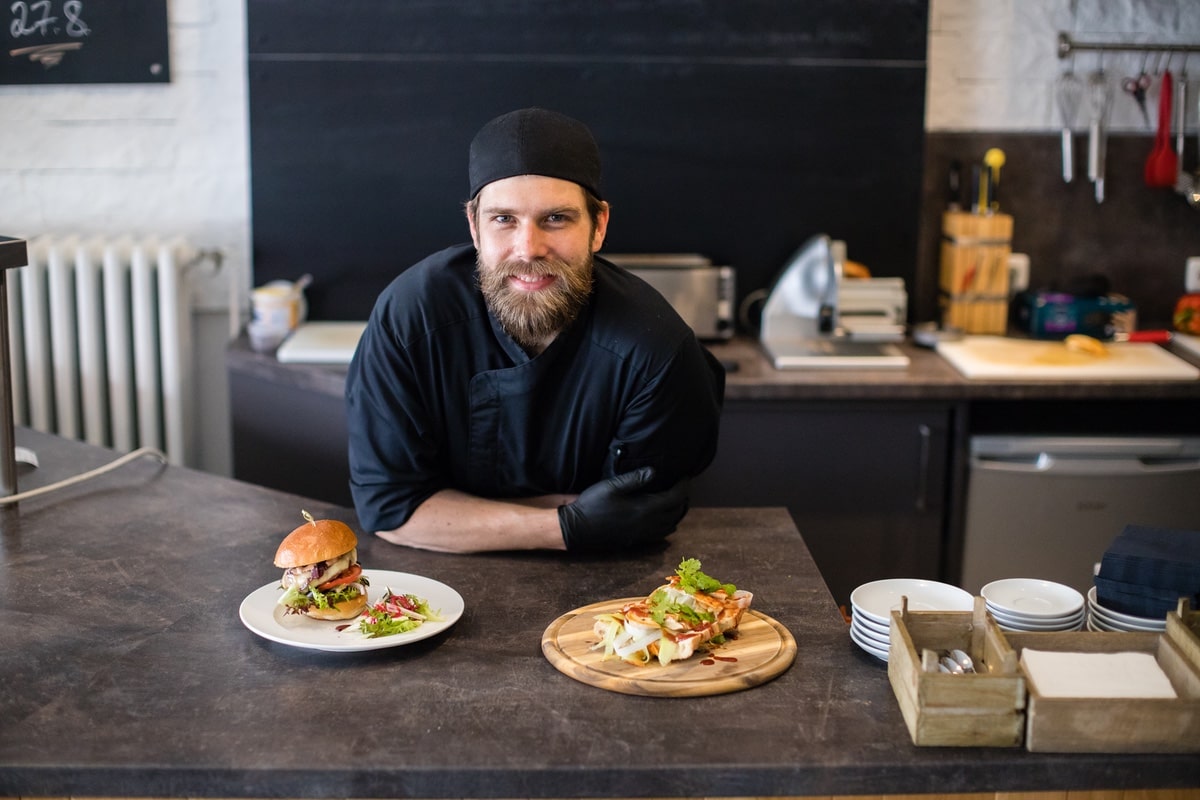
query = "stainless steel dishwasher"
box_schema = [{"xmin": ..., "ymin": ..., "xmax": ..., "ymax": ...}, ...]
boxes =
[{"xmin": 960, "ymin": 435, "xmax": 1200, "ymax": 595}]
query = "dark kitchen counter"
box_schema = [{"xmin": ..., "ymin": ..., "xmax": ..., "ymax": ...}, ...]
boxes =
[
  {"xmin": 226, "ymin": 333, "xmax": 1200, "ymax": 403},
  {"xmin": 2, "ymin": 428, "xmax": 1198, "ymax": 798}
]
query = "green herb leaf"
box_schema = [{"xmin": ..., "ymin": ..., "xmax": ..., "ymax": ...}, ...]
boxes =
[{"xmin": 675, "ymin": 558, "xmax": 735, "ymax": 596}]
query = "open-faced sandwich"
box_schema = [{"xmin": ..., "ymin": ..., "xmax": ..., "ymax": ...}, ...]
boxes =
[{"xmin": 593, "ymin": 558, "xmax": 753, "ymax": 666}]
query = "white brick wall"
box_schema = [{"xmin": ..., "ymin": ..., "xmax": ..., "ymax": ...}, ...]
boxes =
[{"xmin": 0, "ymin": 0, "xmax": 249, "ymax": 475}]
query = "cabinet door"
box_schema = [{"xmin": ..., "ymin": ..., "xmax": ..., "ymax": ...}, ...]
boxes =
[{"xmin": 690, "ymin": 401, "xmax": 951, "ymax": 609}]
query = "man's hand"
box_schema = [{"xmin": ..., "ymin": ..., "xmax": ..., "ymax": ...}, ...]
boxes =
[{"xmin": 558, "ymin": 467, "xmax": 690, "ymax": 551}]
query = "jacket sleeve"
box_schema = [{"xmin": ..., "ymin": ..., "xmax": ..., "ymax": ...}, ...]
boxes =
[{"xmin": 345, "ymin": 313, "xmax": 443, "ymax": 533}]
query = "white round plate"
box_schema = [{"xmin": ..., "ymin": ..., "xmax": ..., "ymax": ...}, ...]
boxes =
[
  {"xmin": 986, "ymin": 605, "xmax": 1082, "ymax": 627},
  {"xmin": 1087, "ymin": 586, "xmax": 1167, "ymax": 629},
  {"xmin": 986, "ymin": 604, "xmax": 1084, "ymax": 629},
  {"xmin": 1088, "ymin": 605, "xmax": 1165, "ymax": 632},
  {"xmin": 850, "ymin": 579, "xmax": 973, "ymax": 625},
  {"xmin": 1088, "ymin": 612, "xmax": 1121, "ymax": 633},
  {"xmin": 848, "ymin": 622, "xmax": 889, "ymax": 661},
  {"xmin": 995, "ymin": 616, "xmax": 1084, "ymax": 633},
  {"xmin": 1094, "ymin": 606, "xmax": 1166, "ymax": 633},
  {"xmin": 239, "ymin": 570, "xmax": 464, "ymax": 652},
  {"xmin": 980, "ymin": 579, "xmax": 1083, "ymax": 619},
  {"xmin": 851, "ymin": 609, "xmax": 890, "ymax": 637},
  {"xmin": 989, "ymin": 609, "xmax": 1084, "ymax": 631},
  {"xmin": 851, "ymin": 618, "xmax": 890, "ymax": 647}
]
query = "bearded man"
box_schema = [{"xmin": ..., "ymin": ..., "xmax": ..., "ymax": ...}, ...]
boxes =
[{"xmin": 346, "ymin": 108, "xmax": 724, "ymax": 553}]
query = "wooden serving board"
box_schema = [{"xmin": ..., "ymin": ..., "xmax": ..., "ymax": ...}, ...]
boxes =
[{"xmin": 541, "ymin": 598, "xmax": 796, "ymax": 697}]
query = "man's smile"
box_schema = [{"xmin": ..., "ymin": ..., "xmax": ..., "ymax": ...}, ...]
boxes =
[{"xmin": 509, "ymin": 273, "xmax": 557, "ymax": 292}]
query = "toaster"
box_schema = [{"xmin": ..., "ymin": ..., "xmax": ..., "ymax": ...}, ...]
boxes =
[{"xmin": 607, "ymin": 254, "xmax": 736, "ymax": 340}]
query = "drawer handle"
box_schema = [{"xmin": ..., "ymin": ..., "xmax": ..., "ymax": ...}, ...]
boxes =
[{"xmin": 915, "ymin": 423, "xmax": 931, "ymax": 512}]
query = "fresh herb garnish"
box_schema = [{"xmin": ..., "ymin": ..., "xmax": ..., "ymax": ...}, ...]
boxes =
[{"xmin": 675, "ymin": 558, "xmax": 735, "ymax": 596}]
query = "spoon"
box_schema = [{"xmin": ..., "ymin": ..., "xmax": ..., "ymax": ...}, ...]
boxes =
[
  {"xmin": 1176, "ymin": 71, "xmax": 1195, "ymax": 197},
  {"xmin": 1145, "ymin": 70, "xmax": 1178, "ymax": 188},
  {"xmin": 1191, "ymin": 86, "xmax": 1200, "ymax": 210},
  {"xmin": 1086, "ymin": 69, "xmax": 1112, "ymax": 202},
  {"xmin": 940, "ymin": 655, "xmax": 964, "ymax": 675},
  {"xmin": 947, "ymin": 648, "xmax": 976, "ymax": 673}
]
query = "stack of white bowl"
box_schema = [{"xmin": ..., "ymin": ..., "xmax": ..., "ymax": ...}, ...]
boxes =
[
  {"xmin": 1087, "ymin": 586, "xmax": 1168, "ymax": 632},
  {"xmin": 980, "ymin": 578, "xmax": 1085, "ymax": 632},
  {"xmin": 848, "ymin": 578, "xmax": 975, "ymax": 662}
]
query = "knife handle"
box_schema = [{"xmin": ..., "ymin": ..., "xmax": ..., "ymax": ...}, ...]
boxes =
[
  {"xmin": 1061, "ymin": 128, "xmax": 1074, "ymax": 183},
  {"xmin": 1124, "ymin": 330, "xmax": 1173, "ymax": 344},
  {"xmin": 1089, "ymin": 119, "xmax": 1099, "ymax": 182}
]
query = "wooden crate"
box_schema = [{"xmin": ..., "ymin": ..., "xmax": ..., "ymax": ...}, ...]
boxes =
[
  {"xmin": 1005, "ymin": 599, "xmax": 1200, "ymax": 753},
  {"xmin": 888, "ymin": 596, "xmax": 1026, "ymax": 747},
  {"xmin": 938, "ymin": 211, "xmax": 1013, "ymax": 334}
]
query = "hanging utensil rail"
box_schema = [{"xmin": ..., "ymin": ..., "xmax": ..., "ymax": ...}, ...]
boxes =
[{"xmin": 1058, "ymin": 32, "xmax": 1200, "ymax": 59}]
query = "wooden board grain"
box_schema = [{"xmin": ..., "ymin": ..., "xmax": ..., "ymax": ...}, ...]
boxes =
[{"xmin": 541, "ymin": 598, "xmax": 796, "ymax": 697}]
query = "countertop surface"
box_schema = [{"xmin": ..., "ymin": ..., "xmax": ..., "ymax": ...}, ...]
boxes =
[
  {"xmin": 2, "ymin": 428, "xmax": 1198, "ymax": 798},
  {"xmin": 227, "ymin": 333, "xmax": 1200, "ymax": 402}
]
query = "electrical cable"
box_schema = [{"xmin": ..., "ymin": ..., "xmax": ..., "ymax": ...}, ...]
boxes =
[{"xmin": 0, "ymin": 446, "xmax": 168, "ymax": 506}]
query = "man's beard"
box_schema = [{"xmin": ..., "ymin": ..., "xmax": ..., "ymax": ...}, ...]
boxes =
[{"xmin": 478, "ymin": 254, "xmax": 594, "ymax": 349}]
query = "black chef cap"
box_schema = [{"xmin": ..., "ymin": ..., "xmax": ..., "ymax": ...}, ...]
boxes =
[{"xmin": 468, "ymin": 108, "xmax": 603, "ymax": 200}]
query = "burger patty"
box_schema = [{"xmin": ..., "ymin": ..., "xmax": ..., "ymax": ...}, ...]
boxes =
[{"xmin": 280, "ymin": 549, "xmax": 357, "ymax": 591}]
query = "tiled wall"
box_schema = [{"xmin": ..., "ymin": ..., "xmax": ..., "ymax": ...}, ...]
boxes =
[
  {"xmin": 920, "ymin": 0, "xmax": 1200, "ymax": 328},
  {"xmin": 928, "ymin": 0, "xmax": 1199, "ymax": 133}
]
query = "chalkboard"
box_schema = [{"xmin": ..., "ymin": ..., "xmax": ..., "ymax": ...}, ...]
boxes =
[{"xmin": 2, "ymin": 0, "xmax": 169, "ymax": 84}]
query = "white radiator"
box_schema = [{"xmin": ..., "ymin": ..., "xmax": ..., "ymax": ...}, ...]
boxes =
[{"xmin": 6, "ymin": 236, "xmax": 197, "ymax": 466}]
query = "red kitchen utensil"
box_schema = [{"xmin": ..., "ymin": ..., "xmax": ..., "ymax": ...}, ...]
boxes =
[
  {"xmin": 1144, "ymin": 70, "xmax": 1178, "ymax": 188},
  {"xmin": 1112, "ymin": 329, "xmax": 1173, "ymax": 344}
]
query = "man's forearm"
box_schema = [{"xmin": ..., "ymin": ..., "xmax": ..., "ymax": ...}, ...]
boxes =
[{"xmin": 374, "ymin": 489, "xmax": 573, "ymax": 552}]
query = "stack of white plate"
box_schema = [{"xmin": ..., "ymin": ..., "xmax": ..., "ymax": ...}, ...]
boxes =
[
  {"xmin": 1087, "ymin": 586, "xmax": 1168, "ymax": 632},
  {"xmin": 848, "ymin": 578, "xmax": 975, "ymax": 662},
  {"xmin": 980, "ymin": 578, "xmax": 1085, "ymax": 632}
]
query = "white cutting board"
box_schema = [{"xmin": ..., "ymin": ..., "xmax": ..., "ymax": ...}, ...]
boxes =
[
  {"xmin": 275, "ymin": 321, "xmax": 367, "ymax": 364},
  {"xmin": 936, "ymin": 335, "xmax": 1200, "ymax": 381}
]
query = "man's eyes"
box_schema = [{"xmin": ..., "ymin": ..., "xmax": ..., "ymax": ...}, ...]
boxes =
[{"xmin": 488, "ymin": 213, "xmax": 575, "ymax": 226}]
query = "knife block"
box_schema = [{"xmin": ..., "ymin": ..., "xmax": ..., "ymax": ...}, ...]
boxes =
[{"xmin": 938, "ymin": 212, "xmax": 1014, "ymax": 334}]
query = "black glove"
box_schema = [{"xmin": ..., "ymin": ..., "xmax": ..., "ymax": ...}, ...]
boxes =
[{"xmin": 558, "ymin": 467, "xmax": 690, "ymax": 552}]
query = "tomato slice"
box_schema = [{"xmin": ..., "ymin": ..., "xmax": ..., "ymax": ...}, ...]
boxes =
[{"xmin": 318, "ymin": 563, "xmax": 362, "ymax": 590}]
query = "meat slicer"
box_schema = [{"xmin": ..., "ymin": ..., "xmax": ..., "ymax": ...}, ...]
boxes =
[{"xmin": 759, "ymin": 234, "xmax": 910, "ymax": 369}]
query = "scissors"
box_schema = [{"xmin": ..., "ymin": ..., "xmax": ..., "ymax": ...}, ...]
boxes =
[{"xmin": 1122, "ymin": 71, "xmax": 1152, "ymax": 127}]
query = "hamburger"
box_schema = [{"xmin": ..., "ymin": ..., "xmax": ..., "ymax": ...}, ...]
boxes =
[{"xmin": 275, "ymin": 512, "xmax": 369, "ymax": 620}]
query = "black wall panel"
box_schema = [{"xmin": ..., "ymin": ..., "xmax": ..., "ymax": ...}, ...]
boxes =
[{"xmin": 248, "ymin": 1, "xmax": 928, "ymax": 324}]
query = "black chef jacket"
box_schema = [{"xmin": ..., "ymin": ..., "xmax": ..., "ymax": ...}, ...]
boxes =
[{"xmin": 346, "ymin": 243, "xmax": 725, "ymax": 534}]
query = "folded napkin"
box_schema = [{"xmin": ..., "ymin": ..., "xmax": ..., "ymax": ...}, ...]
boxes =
[
  {"xmin": 1098, "ymin": 525, "xmax": 1200, "ymax": 591},
  {"xmin": 1093, "ymin": 575, "xmax": 1193, "ymax": 620},
  {"xmin": 1020, "ymin": 649, "xmax": 1177, "ymax": 699}
]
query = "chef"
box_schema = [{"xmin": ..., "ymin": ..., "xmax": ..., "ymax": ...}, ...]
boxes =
[{"xmin": 346, "ymin": 107, "xmax": 724, "ymax": 553}]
